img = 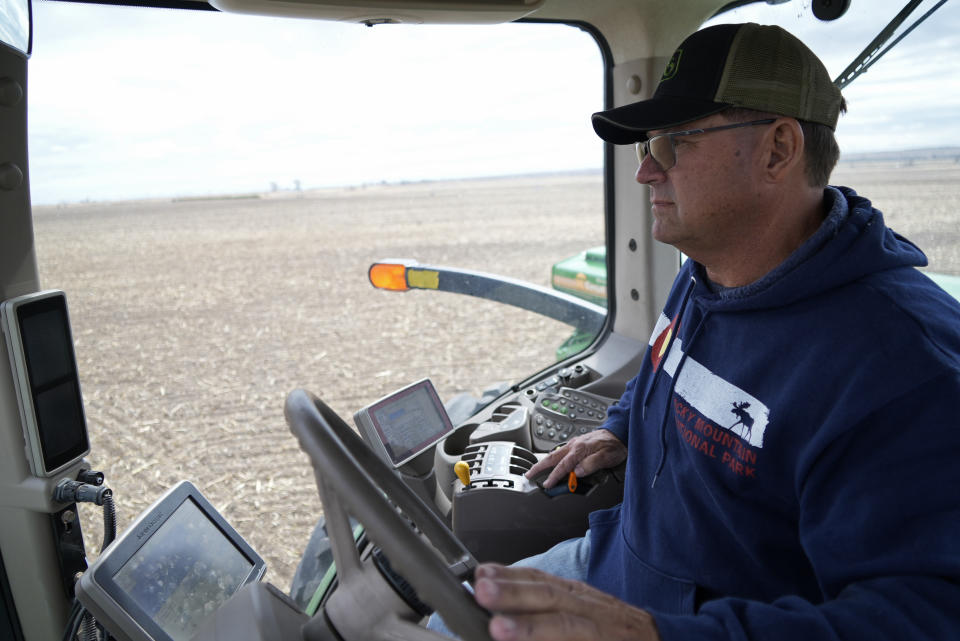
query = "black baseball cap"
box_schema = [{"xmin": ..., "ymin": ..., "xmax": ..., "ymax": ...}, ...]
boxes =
[{"xmin": 592, "ymin": 23, "xmax": 844, "ymax": 144}]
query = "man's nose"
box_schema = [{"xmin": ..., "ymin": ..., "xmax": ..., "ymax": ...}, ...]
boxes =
[{"xmin": 636, "ymin": 153, "xmax": 665, "ymax": 184}]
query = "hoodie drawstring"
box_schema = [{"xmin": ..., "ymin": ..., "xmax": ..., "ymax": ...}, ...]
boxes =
[
  {"xmin": 641, "ymin": 277, "xmax": 697, "ymax": 421},
  {"xmin": 648, "ymin": 277, "xmax": 709, "ymax": 488}
]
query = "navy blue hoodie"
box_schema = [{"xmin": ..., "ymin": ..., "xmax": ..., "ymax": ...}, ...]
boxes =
[{"xmin": 586, "ymin": 186, "xmax": 960, "ymax": 640}]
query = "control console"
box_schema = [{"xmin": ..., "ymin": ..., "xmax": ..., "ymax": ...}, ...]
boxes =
[
  {"xmin": 531, "ymin": 387, "xmax": 613, "ymax": 446},
  {"xmin": 520, "ymin": 366, "xmax": 617, "ymax": 451},
  {"xmin": 451, "ymin": 440, "xmax": 623, "ymax": 564}
]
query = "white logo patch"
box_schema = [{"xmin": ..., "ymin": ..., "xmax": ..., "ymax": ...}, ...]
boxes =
[{"xmin": 659, "ymin": 335, "xmax": 769, "ymax": 449}]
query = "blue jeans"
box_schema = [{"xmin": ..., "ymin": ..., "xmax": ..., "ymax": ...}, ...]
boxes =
[{"xmin": 426, "ymin": 532, "xmax": 592, "ymax": 637}]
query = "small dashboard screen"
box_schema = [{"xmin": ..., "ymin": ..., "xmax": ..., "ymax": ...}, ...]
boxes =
[
  {"xmin": 368, "ymin": 380, "xmax": 453, "ymax": 467},
  {"xmin": 15, "ymin": 294, "xmax": 89, "ymax": 472},
  {"xmin": 112, "ymin": 497, "xmax": 254, "ymax": 641}
]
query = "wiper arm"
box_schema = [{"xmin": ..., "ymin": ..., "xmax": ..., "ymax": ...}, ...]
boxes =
[{"xmin": 835, "ymin": 0, "xmax": 948, "ymax": 89}]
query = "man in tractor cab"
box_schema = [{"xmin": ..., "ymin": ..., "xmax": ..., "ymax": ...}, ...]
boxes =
[{"xmin": 466, "ymin": 22, "xmax": 960, "ymax": 641}]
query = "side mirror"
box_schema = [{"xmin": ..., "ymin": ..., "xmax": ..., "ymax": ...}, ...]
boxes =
[{"xmin": 0, "ymin": 0, "xmax": 30, "ymax": 55}]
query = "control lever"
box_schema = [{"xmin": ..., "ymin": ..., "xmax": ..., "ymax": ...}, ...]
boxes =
[
  {"xmin": 451, "ymin": 442, "xmax": 624, "ymax": 563},
  {"xmin": 454, "ymin": 461, "xmax": 471, "ymax": 487},
  {"xmin": 538, "ymin": 471, "xmax": 593, "ymax": 497}
]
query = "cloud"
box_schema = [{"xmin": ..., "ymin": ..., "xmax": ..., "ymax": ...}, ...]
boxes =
[
  {"xmin": 27, "ymin": 0, "xmax": 960, "ymax": 203},
  {"xmin": 28, "ymin": 4, "xmax": 604, "ymax": 203}
]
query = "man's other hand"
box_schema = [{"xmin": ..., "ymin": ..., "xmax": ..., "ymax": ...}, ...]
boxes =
[
  {"xmin": 525, "ymin": 429, "xmax": 626, "ymax": 488},
  {"xmin": 473, "ymin": 564, "xmax": 660, "ymax": 641}
]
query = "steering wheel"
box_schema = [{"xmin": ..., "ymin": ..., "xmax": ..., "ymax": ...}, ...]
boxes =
[{"xmin": 284, "ymin": 389, "xmax": 492, "ymax": 641}]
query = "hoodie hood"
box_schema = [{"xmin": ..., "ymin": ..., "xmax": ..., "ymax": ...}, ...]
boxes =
[{"xmin": 692, "ymin": 186, "xmax": 928, "ymax": 312}]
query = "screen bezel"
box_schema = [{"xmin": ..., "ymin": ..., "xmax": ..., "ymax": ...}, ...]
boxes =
[
  {"xmin": 87, "ymin": 481, "xmax": 265, "ymax": 641},
  {"xmin": 359, "ymin": 378, "xmax": 454, "ymax": 468},
  {"xmin": 1, "ymin": 290, "xmax": 90, "ymax": 476}
]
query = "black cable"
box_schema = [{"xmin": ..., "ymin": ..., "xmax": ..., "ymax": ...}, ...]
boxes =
[
  {"xmin": 60, "ymin": 599, "xmax": 85, "ymax": 641},
  {"xmin": 80, "ymin": 611, "xmax": 98, "ymax": 641},
  {"xmin": 101, "ymin": 492, "xmax": 117, "ymax": 551},
  {"xmin": 56, "ymin": 474, "xmax": 116, "ymax": 640}
]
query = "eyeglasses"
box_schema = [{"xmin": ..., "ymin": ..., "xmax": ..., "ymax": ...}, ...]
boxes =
[{"xmin": 635, "ymin": 119, "xmax": 776, "ymax": 171}]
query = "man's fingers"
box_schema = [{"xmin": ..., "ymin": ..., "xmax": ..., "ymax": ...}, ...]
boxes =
[
  {"xmin": 525, "ymin": 444, "xmax": 568, "ymax": 481},
  {"xmin": 542, "ymin": 452, "xmax": 578, "ymax": 488},
  {"xmin": 474, "ymin": 565, "xmax": 660, "ymax": 641},
  {"xmin": 489, "ymin": 609, "xmax": 658, "ymax": 641},
  {"xmin": 569, "ymin": 431, "xmax": 627, "ymax": 477},
  {"xmin": 474, "ymin": 565, "xmax": 603, "ymax": 614},
  {"xmin": 525, "ymin": 440, "xmax": 581, "ymax": 488},
  {"xmin": 577, "ymin": 442, "xmax": 627, "ymax": 477},
  {"xmin": 526, "ymin": 430, "xmax": 627, "ymax": 487},
  {"xmin": 476, "ymin": 563, "xmax": 546, "ymax": 583},
  {"xmin": 488, "ymin": 611, "xmax": 599, "ymax": 641}
]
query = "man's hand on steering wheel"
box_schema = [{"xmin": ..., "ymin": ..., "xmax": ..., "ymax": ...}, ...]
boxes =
[
  {"xmin": 472, "ymin": 564, "xmax": 661, "ymax": 641},
  {"xmin": 525, "ymin": 429, "xmax": 626, "ymax": 489}
]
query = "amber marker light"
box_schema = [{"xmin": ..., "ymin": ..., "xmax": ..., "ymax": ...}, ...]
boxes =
[{"xmin": 369, "ymin": 262, "xmax": 409, "ymax": 291}]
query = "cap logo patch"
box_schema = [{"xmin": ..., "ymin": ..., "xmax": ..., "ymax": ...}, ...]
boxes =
[{"xmin": 661, "ymin": 48, "xmax": 682, "ymax": 81}]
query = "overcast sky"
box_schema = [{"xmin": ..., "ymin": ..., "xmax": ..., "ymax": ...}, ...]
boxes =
[{"xmin": 23, "ymin": 0, "xmax": 960, "ymax": 204}]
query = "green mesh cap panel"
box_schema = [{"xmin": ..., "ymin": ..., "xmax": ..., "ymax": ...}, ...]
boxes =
[{"xmin": 714, "ymin": 23, "xmax": 843, "ymax": 129}]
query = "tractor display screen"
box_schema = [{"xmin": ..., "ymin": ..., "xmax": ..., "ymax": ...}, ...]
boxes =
[
  {"xmin": 77, "ymin": 481, "xmax": 265, "ymax": 641},
  {"xmin": 356, "ymin": 378, "xmax": 454, "ymax": 468},
  {"xmin": 1, "ymin": 290, "xmax": 90, "ymax": 477},
  {"xmin": 112, "ymin": 497, "xmax": 253, "ymax": 641},
  {"xmin": 16, "ymin": 296, "xmax": 89, "ymax": 473}
]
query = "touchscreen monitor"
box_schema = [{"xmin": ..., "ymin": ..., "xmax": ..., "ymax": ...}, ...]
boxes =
[
  {"xmin": 76, "ymin": 481, "xmax": 265, "ymax": 641},
  {"xmin": 1, "ymin": 290, "xmax": 90, "ymax": 476},
  {"xmin": 354, "ymin": 378, "xmax": 454, "ymax": 468}
]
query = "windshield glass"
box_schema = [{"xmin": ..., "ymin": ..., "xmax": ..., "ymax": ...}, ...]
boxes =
[
  {"xmin": 706, "ymin": 0, "xmax": 960, "ymax": 285},
  {"xmin": 29, "ymin": 2, "xmax": 604, "ymax": 587}
]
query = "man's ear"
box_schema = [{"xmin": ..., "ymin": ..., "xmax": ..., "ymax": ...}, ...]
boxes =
[{"xmin": 761, "ymin": 118, "xmax": 805, "ymax": 183}]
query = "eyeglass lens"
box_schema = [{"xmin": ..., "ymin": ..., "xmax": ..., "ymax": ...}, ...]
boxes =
[
  {"xmin": 635, "ymin": 135, "xmax": 676, "ymax": 170},
  {"xmin": 633, "ymin": 120, "xmax": 777, "ymax": 171}
]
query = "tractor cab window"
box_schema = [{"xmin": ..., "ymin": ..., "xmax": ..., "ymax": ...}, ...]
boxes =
[
  {"xmin": 706, "ymin": 0, "xmax": 960, "ymax": 295},
  {"xmin": 28, "ymin": 3, "xmax": 604, "ymax": 585}
]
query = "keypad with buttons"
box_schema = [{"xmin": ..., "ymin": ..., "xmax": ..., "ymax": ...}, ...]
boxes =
[{"xmin": 528, "ymin": 386, "xmax": 615, "ymax": 450}]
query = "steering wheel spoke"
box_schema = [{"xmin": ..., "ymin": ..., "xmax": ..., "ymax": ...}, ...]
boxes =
[
  {"xmin": 285, "ymin": 389, "xmax": 492, "ymax": 641},
  {"xmin": 313, "ymin": 469, "xmax": 364, "ymax": 578}
]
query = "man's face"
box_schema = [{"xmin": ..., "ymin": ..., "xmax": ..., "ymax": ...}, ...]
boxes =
[{"xmin": 636, "ymin": 114, "xmax": 769, "ymax": 261}]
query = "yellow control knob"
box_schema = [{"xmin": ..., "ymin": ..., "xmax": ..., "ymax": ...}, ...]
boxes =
[{"xmin": 454, "ymin": 461, "xmax": 471, "ymax": 487}]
